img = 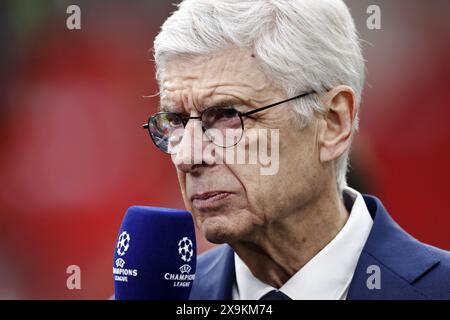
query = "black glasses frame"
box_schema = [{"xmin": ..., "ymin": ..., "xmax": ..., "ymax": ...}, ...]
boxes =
[{"xmin": 143, "ymin": 91, "xmax": 315, "ymax": 153}]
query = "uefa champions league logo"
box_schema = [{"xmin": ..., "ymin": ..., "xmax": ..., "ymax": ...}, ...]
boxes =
[
  {"xmin": 162, "ymin": 236, "xmax": 195, "ymax": 286},
  {"xmin": 117, "ymin": 231, "xmax": 131, "ymax": 256},
  {"xmin": 113, "ymin": 232, "xmax": 138, "ymax": 282},
  {"xmin": 178, "ymin": 236, "xmax": 194, "ymax": 262},
  {"xmin": 179, "ymin": 264, "xmax": 191, "ymax": 274},
  {"xmin": 115, "ymin": 258, "xmax": 126, "ymax": 268}
]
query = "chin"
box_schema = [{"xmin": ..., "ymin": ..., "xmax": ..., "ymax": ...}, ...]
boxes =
[{"xmin": 200, "ymin": 216, "xmax": 245, "ymax": 244}]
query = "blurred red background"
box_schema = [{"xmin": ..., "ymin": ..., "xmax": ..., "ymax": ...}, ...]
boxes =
[{"xmin": 0, "ymin": 0, "xmax": 449, "ymax": 299}]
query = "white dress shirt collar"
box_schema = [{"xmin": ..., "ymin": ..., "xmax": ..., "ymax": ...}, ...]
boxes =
[{"xmin": 233, "ymin": 187, "xmax": 374, "ymax": 300}]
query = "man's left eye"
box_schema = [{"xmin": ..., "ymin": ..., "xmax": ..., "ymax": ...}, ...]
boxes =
[{"xmin": 222, "ymin": 108, "xmax": 239, "ymax": 117}]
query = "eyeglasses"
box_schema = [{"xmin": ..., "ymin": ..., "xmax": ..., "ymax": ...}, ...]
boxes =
[{"xmin": 143, "ymin": 91, "xmax": 314, "ymax": 154}]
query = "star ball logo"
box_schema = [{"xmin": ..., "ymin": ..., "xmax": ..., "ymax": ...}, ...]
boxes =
[
  {"xmin": 116, "ymin": 231, "xmax": 130, "ymax": 256},
  {"xmin": 178, "ymin": 236, "xmax": 194, "ymax": 262}
]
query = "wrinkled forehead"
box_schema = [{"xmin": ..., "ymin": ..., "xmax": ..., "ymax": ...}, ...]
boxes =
[{"xmin": 159, "ymin": 48, "xmax": 275, "ymax": 112}]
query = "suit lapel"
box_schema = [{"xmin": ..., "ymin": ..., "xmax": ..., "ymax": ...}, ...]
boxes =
[
  {"xmin": 347, "ymin": 195, "xmax": 440, "ymax": 300},
  {"xmin": 190, "ymin": 245, "xmax": 235, "ymax": 300}
]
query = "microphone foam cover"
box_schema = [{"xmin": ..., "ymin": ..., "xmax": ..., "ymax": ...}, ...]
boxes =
[{"xmin": 113, "ymin": 206, "xmax": 196, "ymax": 300}]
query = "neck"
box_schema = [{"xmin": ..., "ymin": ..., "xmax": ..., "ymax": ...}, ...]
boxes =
[{"xmin": 231, "ymin": 186, "xmax": 349, "ymax": 288}]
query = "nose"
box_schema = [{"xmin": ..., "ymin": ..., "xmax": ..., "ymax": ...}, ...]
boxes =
[{"xmin": 172, "ymin": 115, "xmax": 216, "ymax": 173}]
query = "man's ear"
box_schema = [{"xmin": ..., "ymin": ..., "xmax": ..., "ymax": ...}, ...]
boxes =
[{"xmin": 318, "ymin": 85, "xmax": 356, "ymax": 163}]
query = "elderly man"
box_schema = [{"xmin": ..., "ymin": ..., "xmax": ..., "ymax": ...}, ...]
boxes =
[{"xmin": 145, "ymin": 0, "xmax": 450, "ymax": 299}]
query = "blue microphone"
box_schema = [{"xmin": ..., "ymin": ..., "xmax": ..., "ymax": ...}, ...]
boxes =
[{"xmin": 113, "ymin": 206, "xmax": 196, "ymax": 300}]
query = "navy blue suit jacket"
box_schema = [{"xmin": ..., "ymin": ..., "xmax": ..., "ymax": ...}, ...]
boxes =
[{"xmin": 189, "ymin": 195, "xmax": 450, "ymax": 300}]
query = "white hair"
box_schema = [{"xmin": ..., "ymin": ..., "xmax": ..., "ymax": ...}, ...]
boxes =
[{"xmin": 154, "ymin": 0, "xmax": 365, "ymax": 194}]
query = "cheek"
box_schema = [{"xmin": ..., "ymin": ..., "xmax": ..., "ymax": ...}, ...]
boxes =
[
  {"xmin": 258, "ymin": 128, "xmax": 322, "ymax": 214},
  {"xmin": 228, "ymin": 164, "xmax": 270, "ymax": 218},
  {"xmin": 279, "ymin": 132, "xmax": 324, "ymax": 204},
  {"xmin": 280, "ymin": 121, "xmax": 320, "ymax": 170}
]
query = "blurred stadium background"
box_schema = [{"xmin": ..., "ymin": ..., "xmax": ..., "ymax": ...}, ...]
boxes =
[{"xmin": 0, "ymin": 0, "xmax": 449, "ymax": 299}]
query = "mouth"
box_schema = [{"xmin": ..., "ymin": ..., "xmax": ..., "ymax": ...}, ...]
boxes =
[{"xmin": 191, "ymin": 191, "xmax": 232, "ymax": 210}]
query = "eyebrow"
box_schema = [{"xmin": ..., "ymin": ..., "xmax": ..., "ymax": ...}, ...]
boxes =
[
  {"xmin": 160, "ymin": 96, "xmax": 245, "ymax": 114},
  {"xmin": 203, "ymin": 97, "xmax": 243, "ymax": 110},
  {"xmin": 160, "ymin": 104, "xmax": 181, "ymax": 113}
]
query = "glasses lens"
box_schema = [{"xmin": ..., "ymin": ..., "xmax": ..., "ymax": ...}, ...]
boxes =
[
  {"xmin": 148, "ymin": 113, "xmax": 184, "ymax": 154},
  {"xmin": 202, "ymin": 108, "xmax": 243, "ymax": 147}
]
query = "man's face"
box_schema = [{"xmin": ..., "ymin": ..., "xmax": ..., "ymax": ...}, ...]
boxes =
[{"xmin": 161, "ymin": 48, "xmax": 326, "ymax": 244}]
